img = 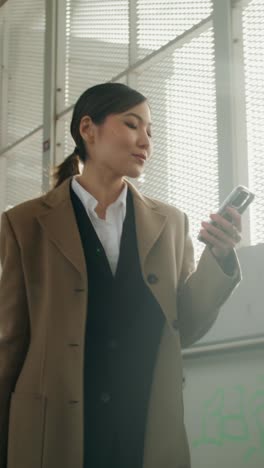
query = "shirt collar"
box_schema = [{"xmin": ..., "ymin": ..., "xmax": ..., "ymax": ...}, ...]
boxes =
[{"xmin": 71, "ymin": 176, "xmax": 128, "ymax": 219}]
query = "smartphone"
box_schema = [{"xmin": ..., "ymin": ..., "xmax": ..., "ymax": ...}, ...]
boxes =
[{"xmin": 198, "ymin": 185, "xmax": 255, "ymax": 243}]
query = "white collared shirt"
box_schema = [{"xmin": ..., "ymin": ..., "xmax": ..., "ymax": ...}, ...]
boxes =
[{"xmin": 71, "ymin": 177, "xmax": 128, "ymax": 275}]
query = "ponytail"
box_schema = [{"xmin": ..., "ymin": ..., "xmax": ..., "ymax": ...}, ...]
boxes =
[{"xmin": 53, "ymin": 150, "xmax": 80, "ymax": 188}]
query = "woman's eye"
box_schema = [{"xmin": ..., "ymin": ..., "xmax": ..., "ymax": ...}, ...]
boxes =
[
  {"xmin": 125, "ymin": 122, "xmax": 137, "ymax": 129},
  {"xmin": 125, "ymin": 121, "xmax": 152, "ymax": 138}
]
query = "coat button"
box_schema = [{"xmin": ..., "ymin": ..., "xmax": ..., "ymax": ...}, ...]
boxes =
[
  {"xmin": 100, "ymin": 392, "xmax": 111, "ymax": 404},
  {"xmin": 147, "ymin": 273, "xmax": 159, "ymax": 284},
  {"xmin": 172, "ymin": 319, "xmax": 179, "ymax": 330}
]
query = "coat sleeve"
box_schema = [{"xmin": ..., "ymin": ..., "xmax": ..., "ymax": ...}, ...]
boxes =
[
  {"xmin": 177, "ymin": 213, "xmax": 241, "ymax": 348},
  {"xmin": 0, "ymin": 212, "xmax": 30, "ymax": 468}
]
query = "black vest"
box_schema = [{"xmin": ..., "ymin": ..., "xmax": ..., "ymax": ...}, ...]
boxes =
[{"xmin": 70, "ymin": 186, "xmax": 165, "ymax": 468}]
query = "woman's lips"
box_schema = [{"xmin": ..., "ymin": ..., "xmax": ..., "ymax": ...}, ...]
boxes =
[{"xmin": 132, "ymin": 153, "xmax": 146, "ymax": 161}]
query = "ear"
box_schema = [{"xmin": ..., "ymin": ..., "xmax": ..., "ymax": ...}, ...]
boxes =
[{"xmin": 79, "ymin": 115, "xmax": 95, "ymax": 144}]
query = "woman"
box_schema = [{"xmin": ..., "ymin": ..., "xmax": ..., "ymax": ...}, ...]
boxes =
[{"xmin": 0, "ymin": 83, "xmax": 242, "ymax": 468}]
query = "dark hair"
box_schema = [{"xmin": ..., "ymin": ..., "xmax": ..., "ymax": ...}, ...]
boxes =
[{"xmin": 53, "ymin": 82, "xmax": 147, "ymax": 187}]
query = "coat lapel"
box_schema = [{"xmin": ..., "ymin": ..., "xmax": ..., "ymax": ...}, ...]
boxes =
[
  {"xmin": 36, "ymin": 177, "xmax": 167, "ymax": 279},
  {"xmin": 37, "ymin": 178, "xmax": 87, "ymax": 278},
  {"xmin": 125, "ymin": 180, "xmax": 168, "ymax": 270}
]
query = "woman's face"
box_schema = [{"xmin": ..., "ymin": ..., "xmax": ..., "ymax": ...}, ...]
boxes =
[{"xmin": 81, "ymin": 101, "xmax": 153, "ymax": 179}]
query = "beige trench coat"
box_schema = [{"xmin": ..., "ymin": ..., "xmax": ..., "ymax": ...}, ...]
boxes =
[{"xmin": 0, "ymin": 177, "xmax": 241, "ymax": 468}]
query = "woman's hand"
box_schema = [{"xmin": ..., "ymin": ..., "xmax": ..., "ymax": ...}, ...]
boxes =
[{"xmin": 199, "ymin": 206, "xmax": 242, "ymax": 259}]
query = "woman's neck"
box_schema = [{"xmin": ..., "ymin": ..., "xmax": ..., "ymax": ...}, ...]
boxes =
[{"xmin": 76, "ymin": 165, "xmax": 126, "ymax": 214}]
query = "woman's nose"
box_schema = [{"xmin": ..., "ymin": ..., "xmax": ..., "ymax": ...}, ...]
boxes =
[{"xmin": 138, "ymin": 131, "xmax": 151, "ymax": 149}]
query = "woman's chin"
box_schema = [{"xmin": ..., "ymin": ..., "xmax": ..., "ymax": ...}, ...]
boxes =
[{"xmin": 125, "ymin": 166, "xmax": 144, "ymax": 179}]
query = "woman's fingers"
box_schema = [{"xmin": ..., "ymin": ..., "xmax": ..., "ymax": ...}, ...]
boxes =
[{"xmin": 199, "ymin": 206, "xmax": 242, "ymax": 258}]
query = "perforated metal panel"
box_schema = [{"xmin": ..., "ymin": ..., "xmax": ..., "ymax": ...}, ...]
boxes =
[
  {"xmin": 65, "ymin": 0, "xmax": 129, "ymax": 107},
  {"xmin": 0, "ymin": 0, "xmax": 45, "ymax": 210},
  {"xmin": 242, "ymin": 0, "xmax": 264, "ymax": 245},
  {"xmin": 137, "ymin": 0, "xmax": 212, "ymax": 59},
  {"xmin": 137, "ymin": 27, "xmax": 218, "ymax": 260},
  {"xmin": 5, "ymin": 131, "xmax": 43, "ymax": 209},
  {"xmin": 5, "ymin": 0, "xmax": 45, "ymax": 145}
]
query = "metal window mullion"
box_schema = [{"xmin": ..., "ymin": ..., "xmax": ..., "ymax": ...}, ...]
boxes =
[
  {"xmin": 0, "ymin": 5, "xmax": 9, "ymax": 149},
  {"xmin": 55, "ymin": 0, "xmax": 68, "ymax": 166},
  {"xmin": 230, "ymin": 0, "xmax": 251, "ymax": 245},
  {"xmin": 232, "ymin": 0, "xmax": 251, "ymax": 9},
  {"xmin": 182, "ymin": 335, "xmax": 264, "ymax": 359},
  {"xmin": 213, "ymin": 0, "xmax": 237, "ymax": 202},
  {"xmin": 42, "ymin": 0, "xmax": 58, "ymax": 192},
  {"xmin": 127, "ymin": 0, "xmax": 139, "ymax": 89},
  {"xmin": 0, "ymin": 5, "xmax": 10, "ymax": 213}
]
